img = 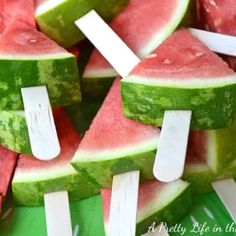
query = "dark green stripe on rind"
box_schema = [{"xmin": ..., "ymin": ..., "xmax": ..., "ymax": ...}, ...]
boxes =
[
  {"xmin": 81, "ymin": 76, "xmax": 115, "ymax": 101},
  {"xmin": 71, "ymin": 149, "xmax": 156, "ymax": 188},
  {"xmin": 121, "ymin": 80, "xmax": 236, "ymax": 130},
  {"xmin": 0, "ymin": 56, "xmax": 81, "ymax": 110},
  {"xmin": 136, "ymin": 184, "xmax": 191, "ymax": 236},
  {"xmin": 12, "ymin": 171, "xmax": 99, "ymax": 206},
  {"xmin": 0, "ymin": 111, "xmax": 31, "ymax": 154},
  {"xmin": 183, "ymin": 164, "xmax": 216, "ymax": 194},
  {"xmin": 36, "ymin": 0, "xmax": 128, "ymax": 48}
]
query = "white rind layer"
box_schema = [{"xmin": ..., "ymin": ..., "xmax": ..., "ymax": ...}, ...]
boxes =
[
  {"xmin": 0, "ymin": 52, "xmax": 73, "ymax": 60},
  {"xmin": 73, "ymin": 136, "xmax": 159, "ymax": 162},
  {"xmin": 36, "ymin": 0, "xmax": 66, "ymax": 16},
  {"xmin": 122, "ymin": 74, "xmax": 236, "ymax": 88},
  {"xmin": 13, "ymin": 164, "xmax": 77, "ymax": 182}
]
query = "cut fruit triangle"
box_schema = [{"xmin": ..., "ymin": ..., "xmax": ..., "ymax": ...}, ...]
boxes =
[
  {"xmin": 71, "ymin": 78, "xmax": 160, "ymax": 187},
  {"xmin": 102, "ymin": 179, "xmax": 191, "ymax": 235},
  {"xmin": 0, "ymin": 20, "xmax": 70, "ymax": 58},
  {"xmin": 121, "ymin": 28, "xmax": 236, "ymax": 129},
  {"xmin": 12, "ymin": 109, "xmax": 98, "ymax": 206},
  {"xmin": 84, "ymin": 0, "xmax": 190, "ymax": 78}
]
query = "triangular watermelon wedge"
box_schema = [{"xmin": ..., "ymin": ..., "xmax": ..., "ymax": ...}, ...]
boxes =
[
  {"xmin": 72, "ymin": 78, "xmax": 160, "ymax": 188},
  {"xmin": 12, "ymin": 109, "xmax": 99, "ymax": 206},
  {"xmin": 82, "ymin": 0, "xmax": 190, "ymax": 100},
  {"xmin": 121, "ymin": 28, "xmax": 236, "ymax": 130},
  {"xmin": 102, "ymin": 179, "xmax": 191, "ymax": 235},
  {"xmin": 0, "ymin": 20, "xmax": 81, "ymax": 110}
]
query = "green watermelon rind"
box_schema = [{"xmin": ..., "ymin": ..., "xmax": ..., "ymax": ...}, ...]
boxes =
[
  {"xmin": 82, "ymin": 0, "xmax": 190, "ymax": 100},
  {"xmin": 206, "ymin": 119, "xmax": 236, "ymax": 172},
  {"xmin": 36, "ymin": 0, "xmax": 128, "ymax": 48},
  {"xmin": 135, "ymin": 181, "xmax": 191, "ymax": 236},
  {"xmin": 0, "ymin": 55, "xmax": 81, "ymax": 110},
  {"xmin": 71, "ymin": 138, "xmax": 158, "ymax": 188},
  {"xmin": 121, "ymin": 75, "xmax": 236, "ymax": 130},
  {"xmin": 12, "ymin": 165, "xmax": 99, "ymax": 206},
  {"xmin": 183, "ymin": 163, "xmax": 216, "ymax": 194},
  {"xmin": 0, "ymin": 111, "xmax": 31, "ymax": 154}
]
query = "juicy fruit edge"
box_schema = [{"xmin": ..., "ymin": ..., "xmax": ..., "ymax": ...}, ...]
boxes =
[
  {"xmin": 36, "ymin": 0, "xmax": 128, "ymax": 48},
  {"xmin": 136, "ymin": 181, "xmax": 191, "ymax": 235},
  {"xmin": 81, "ymin": 0, "xmax": 190, "ymax": 100},
  {"xmin": 121, "ymin": 76, "xmax": 236, "ymax": 129},
  {"xmin": 0, "ymin": 55, "xmax": 81, "ymax": 110},
  {"xmin": 71, "ymin": 138, "xmax": 158, "ymax": 188},
  {"xmin": 12, "ymin": 165, "xmax": 99, "ymax": 206}
]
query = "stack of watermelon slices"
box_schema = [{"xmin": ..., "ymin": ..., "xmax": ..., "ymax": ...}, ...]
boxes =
[{"xmin": 1, "ymin": 0, "xmax": 236, "ymax": 235}]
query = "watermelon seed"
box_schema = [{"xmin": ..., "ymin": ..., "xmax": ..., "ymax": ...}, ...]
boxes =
[
  {"xmin": 195, "ymin": 52, "xmax": 206, "ymax": 58},
  {"xmin": 29, "ymin": 39, "xmax": 37, "ymax": 43},
  {"xmin": 209, "ymin": 0, "xmax": 216, "ymax": 6},
  {"xmin": 214, "ymin": 18, "xmax": 222, "ymax": 27},
  {"xmin": 73, "ymin": 224, "xmax": 79, "ymax": 236},
  {"xmin": 190, "ymin": 215, "xmax": 199, "ymax": 225},
  {"xmin": 163, "ymin": 59, "xmax": 172, "ymax": 64}
]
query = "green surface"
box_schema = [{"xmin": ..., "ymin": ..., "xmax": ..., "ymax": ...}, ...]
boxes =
[
  {"xmin": 0, "ymin": 192, "xmax": 236, "ymax": 236},
  {"xmin": 36, "ymin": 0, "xmax": 128, "ymax": 48},
  {"xmin": 121, "ymin": 78, "xmax": 236, "ymax": 130}
]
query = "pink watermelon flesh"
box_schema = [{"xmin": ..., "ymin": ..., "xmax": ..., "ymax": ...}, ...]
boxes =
[
  {"xmin": 0, "ymin": 0, "xmax": 35, "ymax": 34},
  {"xmin": 78, "ymin": 78, "xmax": 159, "ymax": 151},
  {"xmin": 131, "ymin": 28, "xmax": 233, "ymax": 79},
  {"xmin": 0, "ymin": 146, "xmax": 18, "ymax": 197},
  {"xmin": 0, "ymin": 20, "xmax": 68, "ymax": 56},
  {"xmin": 84, "ymin": 0, "xmax": 185, "ymax": 75},
  {"xmin": 197, "ymin": 0, "xmax": 236, "ymax": 71},
  {"xmin": 17, "ymin": 108, "xmax": 80, "ymax": 172}
]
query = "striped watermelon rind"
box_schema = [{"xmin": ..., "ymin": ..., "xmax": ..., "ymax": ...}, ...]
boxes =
[
  {"xmin": 36, "ymin": 0, "xmax": 128, "ymax": 48},
  {"xmin": 121, "ymin": 75, "xmax": 236, "ymax": 129},
  {"xmin": 82, "ymin": 0, "xmax": 190, "ymax": 100},
  {"xmin": 0, "ymin": 111, "xmax": 31, "ymax": 154},
  {"xmin": 12, "ymin": 165, "xmax": 99, "ymax": 206},
  {"xmin": 71, "ymin": 138, "xmax": 158, "ymax": 188},
  {"xmin": 0, "ymin": 54, "xmax": 81, "ymax": 110}
]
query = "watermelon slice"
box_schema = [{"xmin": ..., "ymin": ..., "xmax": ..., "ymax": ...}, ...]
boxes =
[
  {"xmin": 35, "ymin": 0, "xmax": 128, "ymax": 48},
  {"xmin": 82, "ymin": 0, "xmax": 190, "ymax": 100},
  {"xmin": 0, "ymin": 146, "xmax": 18, "ymax": 197},
  {"xmin": 0, "ymin": 0, "xmax": 35, "ymax": 34},
  {"xmin": 12, "ymin": 109, "xmax": 99, "ymax": 206},
  {"xmin": 197, "ymin": 0, "xmax": 236, "ymax": 71},
  {"xmin": 0, "ymin": 20, "xmax": 81, "ymax": 110},
  {"xmin": 121, "ymin": 28, "xmax": 236, "ymax": 130},
  {"xmin": 102, "ymin": 179, "xmax": 191, "ymax": 235},
  {"xmin": 71, "ymin": 78, "xmax": 160, "ymax": 188},
  {"xmin": 72, "ymin": 77, "xmax": 236, "ymax": 193}
]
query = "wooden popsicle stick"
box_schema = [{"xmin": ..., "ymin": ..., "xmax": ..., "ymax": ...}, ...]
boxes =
[
  {"xmin": 154, "ymin": 110, "xmax": 192, "ymax": 182},
  {"xmin": 21, "ymin": 86, "xmax": 60, "ymax": 160},
  {"xmin": 212, "ymin": 179, "xmax": 236, "ymax": 223},
  {"xmin": 189, "ymin": 28, "xmax": 236, "ymax": 56},
  {"xmin": 44, "ymin": 191, "xmax": 73, "ymax": 236},
  {"xmin": 75, "ymin": 10, "xmax": 190, "ymax": 183},
  {"xmin": 109, "ymin": 171, "xmax": 140, "ymax": 236}
]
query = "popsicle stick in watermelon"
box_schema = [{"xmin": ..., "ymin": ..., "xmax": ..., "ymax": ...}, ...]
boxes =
[
  {"xmin": 75, "ymin": 10, "xmax": 191, "ymax": 183},
  {"xmin": 189, "ymin": 28, "xmax": 236, "ymax": 57},
  {"xmin": 21, "ymin": 87, "xmax": 60, "ymax": 160},
  {"xmin": 0, "ymin": 20, "xmax": 81, "ymax": 160}
]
